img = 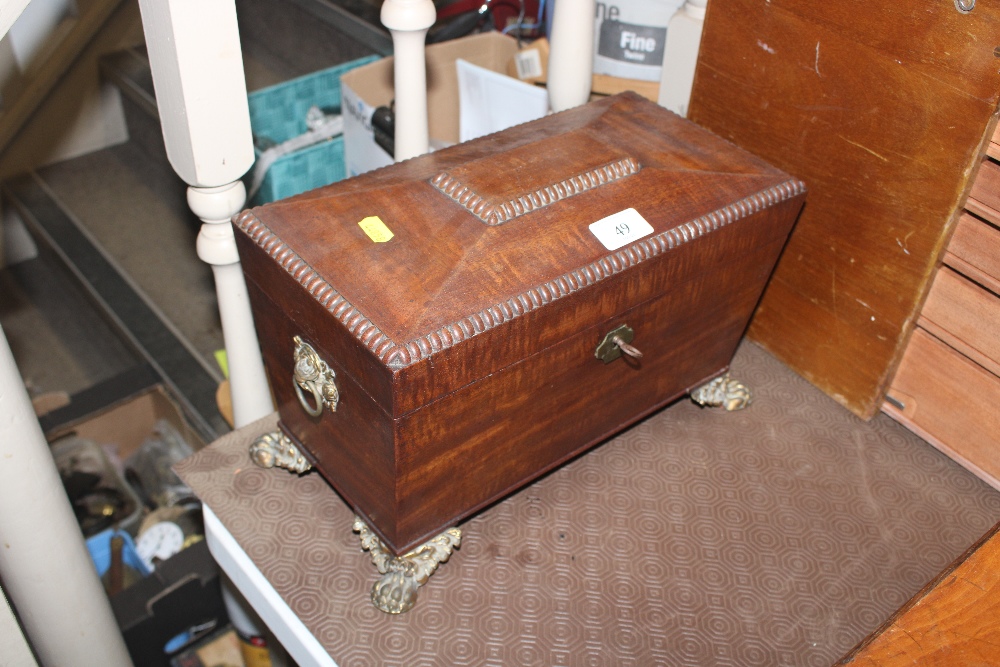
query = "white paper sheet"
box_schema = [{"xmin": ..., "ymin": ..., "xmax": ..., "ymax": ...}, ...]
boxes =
[{"xmin": 456, "ymin": 59, "xmax": 549, "ymax": 143}]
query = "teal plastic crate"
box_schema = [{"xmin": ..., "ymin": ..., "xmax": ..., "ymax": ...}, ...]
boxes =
[{"xmin": 246, "ymin": 55, "xmax": 379, "ymax": 206}]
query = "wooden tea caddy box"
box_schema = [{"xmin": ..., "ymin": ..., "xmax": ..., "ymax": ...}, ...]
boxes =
[{"xmin": 234, "ymin": 92, "xmax": 805, "ymax": 613}]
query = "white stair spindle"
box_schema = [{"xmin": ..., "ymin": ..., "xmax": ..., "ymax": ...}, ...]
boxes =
[
  {"xmin": 0, "ymin": 326, "xmax": 134, "ymax": 667},
  {"xmin": 547, "ymin": 0, "xmax": 595, "ymax": 112},
  {"xmin": 1, "ymin": 585, "xmax": 38, "ymax": 667},
  {"xmin": 381, "ymin": 0, "xmax": 435, "ymax": 161},
  {"xmin": 190, "ymin": 183, "xmax": 272, "ymax": 428},
  {"xmin": 138, "ymin": 0, "xmax": 272, "ymax": 427}
]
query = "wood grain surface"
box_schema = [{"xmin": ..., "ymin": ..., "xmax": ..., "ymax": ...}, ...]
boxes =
[
  {"xmin": 919, "ymin": 267, "xmax": 1000, "ymax": 377},
  {"xmin": 967, "ymin": 159, "xmax": 1000, "ymax": 226},
  {"xmin": 944, "ymin": 213, "xmax": 1000, "ymax": 296},
  {"xmin": 839, "ymin": 522, "xmax": 1000, "ymax": 665},
  {"xmin": 689, "ymin": 0, "xmax": 1000, "ymax": 419},
  {"xmin": 884, "ymin": 329, "xmax": 1000, "ymax": 489},
  {"xmin": 235, "ymin": 94, "xmax": 805, "ymax": 553}
]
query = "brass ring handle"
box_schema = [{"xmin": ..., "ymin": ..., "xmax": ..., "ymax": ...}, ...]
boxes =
[
  {"xmin": 294, "ymin": 380, "xmax": 326, "ymax": 417},
  {"xmin": 292, "ymin": 336, "xmax": 339, "ymax": 416},
  {"xmin": 611, "ymin": 335, "xmax": 643, "ymax": 359}
]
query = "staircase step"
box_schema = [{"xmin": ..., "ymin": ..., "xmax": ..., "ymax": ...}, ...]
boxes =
[
  {"xmin": 100, "ymin": 47, "xmax": 158, "ymax": 120},
  {"xmin": 0, "ymin": 243, "xmax": 138, "ymax": 397},
  {"xmin": 99, "ymin": 0, "xmax": 386, "ymax": 119},
  {"xmin": 2, "ymin": 0, "xmax": 384, "ymax": 441},
  {"xmin": 287, "ymin": 0, "xmax": 391, "ymax": 56},
  {"xmin": 3, "ymin": 173, "xmax": 229, "ymax": 442}
]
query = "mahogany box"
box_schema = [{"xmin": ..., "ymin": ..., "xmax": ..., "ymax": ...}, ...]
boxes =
[{"xmin": 233, "ymin": 92, "xmax": 806, "ymax": 555}]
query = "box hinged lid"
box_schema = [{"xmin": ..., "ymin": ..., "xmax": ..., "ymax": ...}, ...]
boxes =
[{"xmin": 234, "ymin": 93, "xmax": 805, "ymax": 415}]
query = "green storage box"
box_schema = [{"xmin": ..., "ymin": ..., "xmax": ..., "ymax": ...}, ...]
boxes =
[{"xmin": 246, "ymin": 55, "xmax": 380, "ymax": 206}]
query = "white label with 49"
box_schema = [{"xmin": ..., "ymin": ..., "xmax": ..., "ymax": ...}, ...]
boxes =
[{"xmin": 589, "ymin": 208, "xmax": 654, "ymax": 251}]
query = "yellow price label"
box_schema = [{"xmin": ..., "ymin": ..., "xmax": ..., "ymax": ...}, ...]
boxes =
[{"xmin": 358, "ymin": 216, "xmax": 394, "ymax": 243}]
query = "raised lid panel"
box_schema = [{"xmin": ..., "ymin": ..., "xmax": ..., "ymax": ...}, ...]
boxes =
[{"xmin": 430, "ymin": 132, "xmax": 639, "ymax": 225}]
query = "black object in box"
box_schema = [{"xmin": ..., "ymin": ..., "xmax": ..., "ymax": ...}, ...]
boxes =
[{"xmin": 111, "ymin": 540, "xmax": 227, "ymax": 667}]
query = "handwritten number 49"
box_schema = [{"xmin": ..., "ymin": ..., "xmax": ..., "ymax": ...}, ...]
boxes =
[{"xmin": 615, "ymin": 223, "xmax": 630, "ymax": 236}]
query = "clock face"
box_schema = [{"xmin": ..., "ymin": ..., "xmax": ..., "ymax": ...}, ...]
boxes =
[{"xmin": 136, "ymin": 521, "xmax": 185, "ymax": 569}]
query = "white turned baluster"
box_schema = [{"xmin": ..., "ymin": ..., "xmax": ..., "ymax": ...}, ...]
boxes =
[
  {"xmin": 0, "ymin": 327, "xmax": 133, "ymax": 667},
  {"xmin": 1, "ymin": 586, "xmax": 37, "ymax": 667},
  {"xmin": 138, "ymin": 0, "xmax": 271, "ymax": 428},
  {"xmin": 381, "ymin": 0, "xmax": 435, "ymax": 161},
  {"xmin": 137, "ymin": 4, "xmax": 278, "ymax": 658},
  {"xmin": 0, "ymin": 14, "xmax": 128, "ymax": 665},
  {"xmin": 547, "ymin": 0, "xmax": 596, "ymax": 112},
  {"xmin": 190, "ymin": 183, "xmax": 273, "ymax": 428}
]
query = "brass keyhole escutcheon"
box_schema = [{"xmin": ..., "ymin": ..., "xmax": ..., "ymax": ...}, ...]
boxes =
[{"xmin": 595, "ymin": 324, "xmax": 643, "ymax": 363}]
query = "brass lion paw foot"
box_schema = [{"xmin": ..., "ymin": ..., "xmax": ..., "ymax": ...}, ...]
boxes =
[
  {"xmin": 249, "ymin": 431, "xmax": 313, "ymax": 473},
  {"xmin": 690, "ymin": 374, "xmax": 752, "ymax": 411},
  {"xmin": 353, "ymin": 517, "xmax": 461, "ymax": 614}
]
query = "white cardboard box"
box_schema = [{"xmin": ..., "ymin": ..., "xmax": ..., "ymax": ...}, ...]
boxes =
[
  {"xmin": 341, "ymin": 32, "xmax": 522, "ymax": 177},
  {"xmin": 593, "ymin": 0, "xmax": 684, "ymax": 81}
]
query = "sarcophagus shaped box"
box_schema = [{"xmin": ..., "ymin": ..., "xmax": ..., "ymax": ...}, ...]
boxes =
[{"xmin": 234, "ymin": 92, "xmax": 805, "ymax": 556}]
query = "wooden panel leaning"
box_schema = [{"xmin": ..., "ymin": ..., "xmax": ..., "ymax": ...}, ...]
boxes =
[
  {"xmin": 232, "ymin": 93, "xmax": 805, "ymax": 612},
  {"xmin": 885, "ymin": 156, "xmax": 1000, "ymax": 486},
  {"xmin": 688, "ymin": 0, "xmax": 1000, "ymax": 419}
]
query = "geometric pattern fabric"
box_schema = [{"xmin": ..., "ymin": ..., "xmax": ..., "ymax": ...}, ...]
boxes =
[{"xmin": 176, "ymin": 342, "xmax": 1000, "ymax": 666}]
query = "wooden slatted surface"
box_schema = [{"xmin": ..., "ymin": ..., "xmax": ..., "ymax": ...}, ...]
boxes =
[
  {"xmin": 966, "ymin": 159, "xmax": 1000, "ymax": 226},
  {"xmin": 919, "ymin": 267, "xmax": 1000, "ymax": 377},
  {"xmin": 944, "ymin": 213, "xmax": 1000, "ymax": 296},
  {"xmin": 884, "ymin": 329, "xmax": 1000, "ymax": 490}
]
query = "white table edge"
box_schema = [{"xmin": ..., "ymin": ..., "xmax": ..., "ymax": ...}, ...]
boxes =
[{"xmin": 203, "ymin": 505, "xmax": 339, "ymax": 667}]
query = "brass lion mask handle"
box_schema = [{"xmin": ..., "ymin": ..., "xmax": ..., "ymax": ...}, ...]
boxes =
[{"xmin": 292, "ymin": 336, "xmax": 339, "ymax": 416}]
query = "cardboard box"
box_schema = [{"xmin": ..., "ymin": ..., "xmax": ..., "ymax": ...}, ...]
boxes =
[
  {"xmin": 341, "ymin": 32, "xmax": 521, "ymax": 177},
  {"xmin": 112, "ymin": 540, "xmax": 227, "ymax": 667},
  {"xmin": 245, "ymin": 55, "xmax": 379, "ymax": 205},
  {"xmin": 45, "ymin": 385, "xmax": 228, "ymax": 667},
  {"xmin": 41, "ymin": 381, "xmax": 206, "ymax": 538},
  {"xmin": 39, "ymin": 385, "xmax": 224, "ymax": 666},
  {"xmin": 44, "ymin": 384, "xmax": 206, "ymax": 459},
  {"xmin": 506, "ymin": 37, "xmax": 660, "ymax": 102}
]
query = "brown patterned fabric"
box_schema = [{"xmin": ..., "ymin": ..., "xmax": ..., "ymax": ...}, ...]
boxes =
[{"xmin": 176, "ymin": 342, "xmax": 1000, "ymax": 666}]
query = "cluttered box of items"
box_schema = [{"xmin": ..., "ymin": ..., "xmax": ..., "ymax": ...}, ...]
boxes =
[{"xmin": 37, "ymin": 384, "xmax": 235, "ymax": 667}]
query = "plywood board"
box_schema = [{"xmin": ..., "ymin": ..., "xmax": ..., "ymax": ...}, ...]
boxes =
[{"xmin": 689, "ymin": 0, "xmax": 1000, "ymax": 418}]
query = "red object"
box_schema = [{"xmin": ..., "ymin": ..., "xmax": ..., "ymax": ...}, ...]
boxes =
[{"xmin": 436, "ymin": 0, "xmax": 541, "ymax": 35}]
